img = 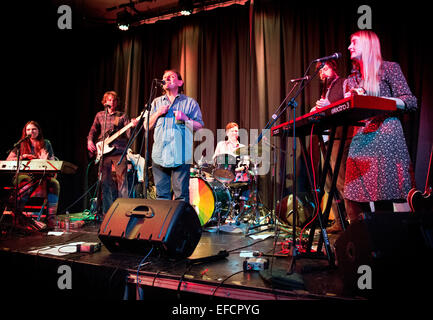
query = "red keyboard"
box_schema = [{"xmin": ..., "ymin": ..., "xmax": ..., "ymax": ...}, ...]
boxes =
[{"xmin": 271, "ymin": 95, "xmax": 397, "ymax": 136}]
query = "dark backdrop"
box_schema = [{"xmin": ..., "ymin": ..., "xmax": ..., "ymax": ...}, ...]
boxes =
[{"xmin": 1, "ymin": 1, "xmax": 432, "ymax": 213}]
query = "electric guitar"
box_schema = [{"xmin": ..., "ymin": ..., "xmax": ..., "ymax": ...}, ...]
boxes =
[
  {"xmin": 407, "ymin": 145, "xmax": 433, "ymax": 213},
  {"xmin": 94, "ymin": 110, "xmax": 146, "ymax": 164}
]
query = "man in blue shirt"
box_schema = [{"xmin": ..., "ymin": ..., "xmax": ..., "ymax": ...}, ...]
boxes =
[{"xmin": 148, "ymin": 70, "xmax": 204, "ymax": 202}]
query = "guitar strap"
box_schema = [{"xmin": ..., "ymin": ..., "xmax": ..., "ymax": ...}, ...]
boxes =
[{"xmin": 114, "ymin": 115, "xmax": 120, "ymax": 126}]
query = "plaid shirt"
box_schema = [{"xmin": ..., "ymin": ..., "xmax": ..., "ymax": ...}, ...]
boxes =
[{"xmin": 87, "ymin": 110, "xmax": 131, "ymax": 155}]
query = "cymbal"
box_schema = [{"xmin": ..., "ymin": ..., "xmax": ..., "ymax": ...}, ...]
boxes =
[{"xmin": 234, "ymin": 144, "xmax": 263, "ymax": 156}]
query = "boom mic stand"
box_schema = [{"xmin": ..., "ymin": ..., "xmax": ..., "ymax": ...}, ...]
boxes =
[
  {"xmin": 118, "ymin": 79, "xmax": 159, "ymax": 199},
  {"xmin": 285, "ymin": 62, "xmax": 324, "ymax": 274},
  {"xmin": 91, "ymin": 106, "xmax": 109, "ymax": 219},
  {"xmin": 254, "ymin": 61, "xmax": 325, "ymax": 275},
  {"xmin": 241, "ymin": 82, "xmax": 301, "ymax": 236}
]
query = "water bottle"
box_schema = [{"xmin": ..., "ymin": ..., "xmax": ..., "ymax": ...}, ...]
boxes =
[{"xmin": 65, "ymin": 211, "xmax": 70, "ymax": 233}]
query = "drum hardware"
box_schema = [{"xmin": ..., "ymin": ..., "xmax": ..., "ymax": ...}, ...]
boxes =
[{"xmin": 229, "ymin": 160, "xmax": 268, "ymax": 235}]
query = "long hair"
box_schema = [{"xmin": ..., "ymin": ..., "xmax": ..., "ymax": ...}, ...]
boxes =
[
  {"xmin": 351, "ymin": 30, "xmax": 383, "ymax": 96},
  {"xmin": 20, "ymin": 121, "xmax": 46, "ymax": 157}
]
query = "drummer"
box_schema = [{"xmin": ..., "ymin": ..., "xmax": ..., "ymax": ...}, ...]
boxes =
[{"xmin": 213, "ymin": 122, "xmax": 249, "ymax": 182}]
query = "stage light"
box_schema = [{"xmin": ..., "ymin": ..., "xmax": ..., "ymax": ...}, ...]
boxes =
[
  {"xmin": 116, "ymin": 9, "xmax": 132, "ymax": 31},
  {"xmin": 179, "ymin": 0, "xmax": 193, "ymax": 16},
  {"xmin": 180, "ymin": 9, "xmax": 192, "ymax": 16},
  {"xmin": 118, "ymin": 23, "xmax": 129, "ymax": 31},
  {"xmin": 136, "ymin": 0, "xmax": 249, "ymax": 25}
]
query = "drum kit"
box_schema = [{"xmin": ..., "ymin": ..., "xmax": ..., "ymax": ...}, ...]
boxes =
[{"xmin": 189, "ymin": 146, "xmax": 265, "ymax": 231}]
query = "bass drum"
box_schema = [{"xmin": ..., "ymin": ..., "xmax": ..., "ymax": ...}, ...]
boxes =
[{"xmin": 189, "ymin": 177, "xmax": 232, "ymax": 226}]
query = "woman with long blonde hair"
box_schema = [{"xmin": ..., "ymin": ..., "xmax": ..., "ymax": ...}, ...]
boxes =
[{"xmin": 343, "ymin": 30, "xmax": 417, "ymax": 221}]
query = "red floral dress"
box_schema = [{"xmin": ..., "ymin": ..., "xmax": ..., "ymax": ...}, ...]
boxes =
[{"xmin": 343, "ymin": 61, "xmax": 417, "ymax": 202}]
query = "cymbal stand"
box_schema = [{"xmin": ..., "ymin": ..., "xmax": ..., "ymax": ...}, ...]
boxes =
[{"xmin": 238, "ymin": 162, "xmax": 273, "ymax": 236}]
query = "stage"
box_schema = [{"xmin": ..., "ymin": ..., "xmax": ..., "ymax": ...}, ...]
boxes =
[
  {"xmin": 2, "ymin": 209, "xmax": 432, "ymax": 307},
  {"xmin": 0, "ymin": 215, "xmax": 357, "ymax": 301}
]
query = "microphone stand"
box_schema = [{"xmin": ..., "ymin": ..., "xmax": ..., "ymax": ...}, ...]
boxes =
[
  {"xmin": 1, "ymin": 139, "xmax": 43, "ymax": 231},
  {"xmin": 92, "ymin": 106, "xmax": 109, "ymax": 218},
  {"xmin": 117, "ymin": 106, "xmax": 146, "ymax": 198},
  {"xmin": 253, "ymin": 61, "xmax": 324, "ymax": 275},
  {"xmin": 143, "ymin": 80, "xmax": 160, "ymax": 199},
  {"xmin": 285, "ymin": 62, "xmax": 324, "ymax": 274},
  {"xmin": 118, "ymin": 79, "xmax": 158, "ymax": 199}
]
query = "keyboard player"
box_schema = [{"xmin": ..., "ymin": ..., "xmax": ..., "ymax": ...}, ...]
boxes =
[
  {"xmin": 310, "ymin": 59, "xmax": 352, "ymax": 234},
  {"xmin": 343, "ymin": 31, "xmax": 417, "ymax": 222},
  {"xmin": 5, "ymin": 120, "xmax": 60, "ymax": 229}
]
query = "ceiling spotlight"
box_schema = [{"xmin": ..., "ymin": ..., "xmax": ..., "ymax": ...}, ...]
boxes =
[
  {"xmin": 118, "ymin": 23, "xmax": 129, "ymax": 31},
  {"xmin": 117, "ymin": 9, "xmax": 132, "ymax": 31},
  {"xmin": 179, "ymin": 0, "xmax": 193, "ymax": 16},
  {"xmin": 180, "ymin": 9, "xmax": 192, "ymax": 16}
]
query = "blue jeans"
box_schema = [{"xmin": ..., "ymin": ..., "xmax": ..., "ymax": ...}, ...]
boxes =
[{"xmin": 152, "ymin": 163, "xmax": 190, "ymax": 202}]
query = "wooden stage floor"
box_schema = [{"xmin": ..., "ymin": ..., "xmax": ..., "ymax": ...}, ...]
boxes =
[{"xmin": 1, "ymin": 213, "xmax": 432, "ymax": 308}]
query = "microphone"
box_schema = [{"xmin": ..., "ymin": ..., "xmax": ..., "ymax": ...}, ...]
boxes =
[
  {"xmin": 104, "ymin": 104, "xmax": 111, "ymax": 108},
  {"xmin": 290, "ymin": 76, "xmax": 311, "ymax": 83},
  {"xmin": 154, "ymin": 79, "xmax": 166, "ymax": 85},
  {"xmin": 12, "ymin": 135, "xmax": 31, "ymax": 148},
  {"xmin": 313, "ymin": 52, "xmax": 342, "ymax": 63}
]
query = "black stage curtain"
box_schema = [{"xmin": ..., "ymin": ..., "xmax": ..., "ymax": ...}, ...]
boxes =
[{"xmin": 1, "ymin": 1, "xmax": 432, "ymax": 213}]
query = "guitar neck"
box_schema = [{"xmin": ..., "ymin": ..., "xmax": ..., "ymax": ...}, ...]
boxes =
[
  {"xmin": 105, "ymin": 112, "xmax": 144, "ymax": 145},
  {"xmin": 106, "ymin": 122, "xmax": 134, "ymax": 145}
]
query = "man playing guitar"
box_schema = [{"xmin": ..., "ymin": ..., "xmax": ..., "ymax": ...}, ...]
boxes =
[{"xmin": 87, "ymin": 91, "xmax": 139, "ymax": 216}]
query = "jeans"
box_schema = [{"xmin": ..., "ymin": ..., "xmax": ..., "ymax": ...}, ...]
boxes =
[
  {"xmin": 13, "ymin": 174, "xmax": 60, "ymax": 215},
  {"xmin": 101, "ymin": 154, "xmax": 128, "ymax": 214},
  {"xmin": 152, "ymin": 163, "xmax": 190, "ymax": 202}
]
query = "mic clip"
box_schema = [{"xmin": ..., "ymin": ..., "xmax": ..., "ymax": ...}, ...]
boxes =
[{"xmin": 154, "ymin": 79, "xmax": 166, "ymax": 85}]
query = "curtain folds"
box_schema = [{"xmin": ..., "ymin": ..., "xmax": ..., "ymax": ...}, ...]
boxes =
[{"xmin": 78, "ymin": 1, "xmax": 429, "ymax": 208}]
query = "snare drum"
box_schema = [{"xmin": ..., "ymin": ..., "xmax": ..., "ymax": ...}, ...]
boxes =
[
  {"xmin": 213, "ymin": 153, "xmax": 238, "ymax": 183},
  {"xmin": 189, "ymin": 177, "xmax": 232, "ymax": 226}
]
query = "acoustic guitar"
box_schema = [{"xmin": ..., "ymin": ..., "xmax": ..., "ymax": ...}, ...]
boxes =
[{"xmin": 407, "ymin": 145, "xmax": 433, "ymax": 213}]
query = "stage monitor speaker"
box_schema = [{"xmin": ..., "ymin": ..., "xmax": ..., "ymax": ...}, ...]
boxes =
[
  {"xmin": 335, "ymin": 211, "xmax": 433, "ymax": 297},
  {"xmin": 98, "ymin": 198, "xmax": 202, "ymax": 259}
]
